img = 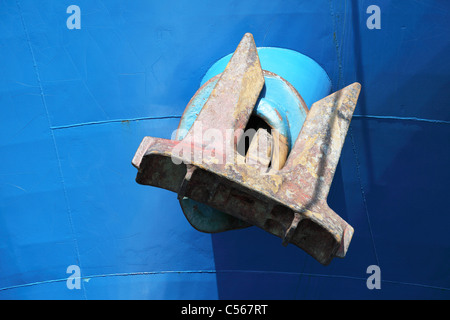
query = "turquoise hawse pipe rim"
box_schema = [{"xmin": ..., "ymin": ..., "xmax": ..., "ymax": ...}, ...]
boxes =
[{"xmin": 176, "ymin": 47, "xmax": 332, "ymax": 233}]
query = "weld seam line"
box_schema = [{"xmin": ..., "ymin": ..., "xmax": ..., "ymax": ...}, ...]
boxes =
[
  {"xmin": 1, "ymin": 270, "xmax": 449, "ymax": 292},
  {"xmin": 349, "ymin": 126, "xmax": 380, "ymax": 266},
  {"xmin": 353, "ymin": 114, "xmax": 450, "ymax": 125},
  {"xmin": 16, "ymin": 0, "xmax": 87, "ymax": 299},
  {"xmin": 49, "ymin": 114, "xmax": 450, "ymax": 131},
  {"xmin": 50, "ymin": 115, "xmax": 183, "ymax": 130}
]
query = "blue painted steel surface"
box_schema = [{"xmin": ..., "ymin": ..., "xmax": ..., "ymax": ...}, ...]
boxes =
[{"xmin": 1, "ymin": 0, "xmax": 449, "ymax": 299}]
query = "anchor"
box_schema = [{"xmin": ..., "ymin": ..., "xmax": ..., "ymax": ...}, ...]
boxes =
[{"xmin": 132, "ymin": 33, "xmax": 361, "ymax": 265}]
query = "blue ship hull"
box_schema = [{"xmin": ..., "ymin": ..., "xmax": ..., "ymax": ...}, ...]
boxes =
[{"xmin": 1, "ymin": 0, "xmax": 449, "ymax": 299}]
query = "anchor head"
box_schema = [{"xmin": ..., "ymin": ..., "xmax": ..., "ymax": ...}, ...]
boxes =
[{"xmin": 132, "ymin": 33, "xmax": 361, "ymax": 265}]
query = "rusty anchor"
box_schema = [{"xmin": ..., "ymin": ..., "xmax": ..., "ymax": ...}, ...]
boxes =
[{"xmin": 132, "ymin": 33, "xmax": 361, "ymax": 265}]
